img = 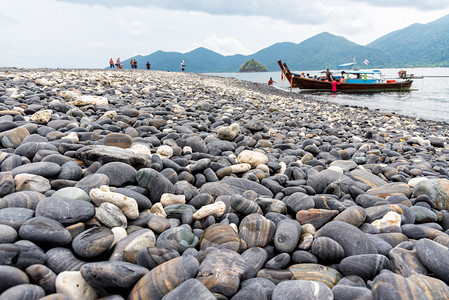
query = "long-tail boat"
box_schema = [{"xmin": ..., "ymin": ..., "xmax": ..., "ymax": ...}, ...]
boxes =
[{"xmin": 278, "ymin": 60, "xmax": 413, "ymax": 92}]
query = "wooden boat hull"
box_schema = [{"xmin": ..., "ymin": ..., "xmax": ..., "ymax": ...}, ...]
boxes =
[
  {"xmin": 278, "ymin": 60, "xmax": 413, "ymax": 92},
  {"xmin": 289, "ymin": 76, "xmax": 413, "ymax": 92}
]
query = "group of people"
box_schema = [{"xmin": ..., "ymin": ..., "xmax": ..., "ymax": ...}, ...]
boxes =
[
  {"xmin": 108, "ymin": 58, "xmax": 151, "ymax": 70},
  {"xmin": 109, "ymin": 58, "xmax": 122, "ymax": 69},
  {"xmin": 108, "ymin": 58, "xmax": 187, "ymax": 72},
  {"xmin": 130, "ymin": 59, "xmax": 138, "ymax": 69}
]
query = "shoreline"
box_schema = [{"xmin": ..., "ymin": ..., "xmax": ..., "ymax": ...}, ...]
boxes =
[{"xmin": 0, "ymin": 68, "xmax": 449, "ymax": 299}]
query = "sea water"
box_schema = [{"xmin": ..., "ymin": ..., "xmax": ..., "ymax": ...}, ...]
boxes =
[{"xmin": 206, "ymin": 68, "xmax": 449, "ymax": 123}]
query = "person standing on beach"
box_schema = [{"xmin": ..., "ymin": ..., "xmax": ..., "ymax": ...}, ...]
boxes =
[
  {"xmin": 181, "ymin": 60, "xmax": 185, "ymax": 72},
  {"xmin": 146, "ymin": 61, "xmax": 151, "ymax": 70},
  {"xmin": 116, "ymin": 58, "xmax": 122, "ymax": 69},
  {"xmin": 134, "ymin": 60, "xmax": 138, "ymax": 69},
  {"xmin": 130, "ymin": 59, "xmax": 134, "ymax": 69},
  {"xmin": 331, "ymin": 79, "xmax": 340, "ymax": 94},
  {"xmin": 109, "ymin": 58, "xmax": 114, "ymax": 68}
]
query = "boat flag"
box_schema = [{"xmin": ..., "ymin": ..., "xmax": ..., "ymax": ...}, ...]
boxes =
[
  {"xmin": 363, "ymin": 59, "xmax": 370, "ymax": 65},
  {"xmin": 281, "ymin": 70, "xmax": 287, "ymax": 82}
]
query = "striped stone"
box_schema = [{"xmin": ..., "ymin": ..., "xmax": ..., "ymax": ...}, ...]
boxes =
[
  {"xmin": 366, "ymin": 183, "xmax": 412, "ymax": 199},
  {"xmin": 104, "ymin": 132, "xmax": 133, "ymax": 149},
  {"xmin": 200, "ymin": 223, "xmax": 240, "ymax": 252},
  {"xmin": 239, "ymin": 213, "xmax": 275, "ymax": 248},
  {"xmin": 372, "ymin": 272, "xmax": 428, "ymax": 299},
  {"xmin": 296, "ymin": 209, "xmax": 339, "ymax": 229},
  {"xmin": 350, "ymin": 169, "xmax": 387, "ymax": 187},
  {"xmin": 1, "ymin": 127, "xmax": 30, "ymax": 148},
  {"xmin": 288, "ymin": 263, "xmax": 342, "ymax": 288},
  {"xmin": 129, "ymin": 256, "xmax": 199, "ymax": 300}
]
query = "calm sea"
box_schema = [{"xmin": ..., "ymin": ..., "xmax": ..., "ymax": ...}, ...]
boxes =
[{"xmin": 206, "ymin": 68, "xmax": 449, "ymax": 123}]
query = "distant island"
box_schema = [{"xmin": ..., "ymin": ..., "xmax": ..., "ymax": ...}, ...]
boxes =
[
  {"xmin": 239, "ymin": 59, "xmax": 268, "ymax": 72},
  {"xmin": 122, "ymin": 13, "xmax": 449, "ymax": 72}
]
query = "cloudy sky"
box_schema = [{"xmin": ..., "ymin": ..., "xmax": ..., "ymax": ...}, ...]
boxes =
[{"xmin": 1, "ymin": 0, "xmax": 448, "ymax": 69}]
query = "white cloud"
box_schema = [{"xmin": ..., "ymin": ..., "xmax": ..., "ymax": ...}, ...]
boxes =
[
  {"xmin": 0, "ymin": 13, "xmax": 16, "ymax": 25},
  {"xmin": 199, "ymin": 35, "xmax": 252, "ymax": 56},
  {"xmin": 54, "ymin": 0, "xmax": 449, "ymax": 18},
  {"xmin": 0, "ymin": 0, "xmax": 448, "ymax": 68},
  {"xmin": 355, "ymin": 0, "xmax": 449, "ymax": 10}
]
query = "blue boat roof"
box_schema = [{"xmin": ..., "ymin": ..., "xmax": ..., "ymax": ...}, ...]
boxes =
[
  {"xmin": 345, "ymin": 70, "xmax": 382, "ymax": 74},
  {"xmin": 321, "ymin": 69, "xmax": 383, "ymax": 75},
  {"xmin": 337, "ymin": 62, "xmax": 357, "ymax": 68}
]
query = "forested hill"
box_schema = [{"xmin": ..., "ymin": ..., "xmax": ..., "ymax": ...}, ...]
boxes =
[
  {"xmin": 122, "ymin": 14, "xmax": 449, "ymax": 72},
  {"xmin": 368, "ymin": 14, "xmax": 449, "ymax": 67}
]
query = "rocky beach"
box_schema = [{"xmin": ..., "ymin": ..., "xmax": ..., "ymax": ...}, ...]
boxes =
[{"xmin": 0, "ymin": 68, "xmax": 449, "ymax": 299}]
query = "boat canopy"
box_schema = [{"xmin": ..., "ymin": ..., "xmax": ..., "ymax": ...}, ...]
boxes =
[
  {"xmin": 344, "ymin": 70, "xmax": 382, "ymax": 75},
  {"xmin": 320, "ymin": 69, "xmax": 382, "ymax": 75},
  {"xmin": 337, "ymin": 62, "xmax": 357, "ymax": 69}
]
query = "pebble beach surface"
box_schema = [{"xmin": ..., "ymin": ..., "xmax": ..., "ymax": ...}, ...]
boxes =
[{"xmin": 1, "ymin": 68, "xmax": 449, "ymax": 299}]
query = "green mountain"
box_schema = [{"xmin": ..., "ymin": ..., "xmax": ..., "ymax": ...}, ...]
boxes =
[
  {"xmin": 122, "ymin": 14, "xmax": 449, "ymax": 72},
  {"xmin": 368, "ymin": 14, "xmax": 449, "ymax": 67},
  {"xmin": 275, "ymin": 32, "xmax": 394, "ymax": 70}
]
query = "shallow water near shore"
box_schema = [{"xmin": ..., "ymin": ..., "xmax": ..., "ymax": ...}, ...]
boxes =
[{"xmin": 207, "ymin": 68, "xmax": 449, "ymax": 123}]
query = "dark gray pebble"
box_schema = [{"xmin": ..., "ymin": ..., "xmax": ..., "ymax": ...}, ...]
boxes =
[
  {"xmin": 311, "ymin": 236, "xmax": 345, "ymax": 263},
  {"xmin": 0, "ymin": 283, "xmax": 45, "ymax": 300},
  {"xmin": 136, "ymin": 168, "xmax": 175, "ymax": 203},
  {"xmin": 57, "ymin": 161, "xmax": 83, "ymax": 180},
  {"xmin": 0, "ymin": 242, "xmax": 46, "ymax": 269},
  {"xmin": 114, "ymin": 188, "xmax": 152, "ymax": 210},
  {"xmin": 265, "ymin": 253, "xmax": 291, "ymax": 269},
  {"xmin": 72, "ymin": 227, "xmax": 114, "ymax": 258},
  {"xmin": 339, "ymin": 254, "xmax": 391, "ymax": 281},
  {"xmin": 161, "ymin": 278, "xmax": 216, "ymax": 300},
  {"xmin": 292, "ymin": 250, "xmax": 318, "ymax": 264},
  {"xmin": 96, "ymin": 162, "xmax": 137, "ymax": 187},
  {"xmin": 241, "ymin": 278, "xmax": 276, "ymax": 300},
  {"xmin": 80, "ymin": 261, "xmax": 148, "ymax": 290},
  {"xmin": 0, "ymin": 265, "xmax": 29, "ymax": 293},
  {"xmin": 0, "ymin": 191, "xmax": 45, "ymax": 210},
  {"xmin": 315, "ymin": 221, "xmax": 377, "ymax": 256},
  {"xmin": 19, "ymin": 216, "xmax": 72, "ymax": 246},
  {"xmin": 274, "ymin": 219, "xmax": 301, "ymax": 253},
  {"xmin": 241, "ymin": 247, "xmax": 268, "ymax": 280},
  {"xmin": 11, "ymin": 161, "xmax": 61, "ymax": 177},
  {"xmin": 272, "ymin": 280, "xmax": 333, "ymax": 300},
  {"xmin": 25, "ymin": 264, "xmax": 57, "ymax": 294},
  {"xmin": 45, "ymin": 247, "xmax": 86, "ymax": 274},
  {"xmin": 75, "ymin": 173, "xmax": 110, "ymax": 194},
  {"xmin": 332, "ymin": 285, "xmax": 373, "ymax": 300},
  {"xmin": 231, "ymin": 281, "xmax": 267, "ymax": 300},
  {"xmin": 136, "ymin": 247, "xmax": 180, "ymax": 270},
  {"xmin": 416, "ymin": 238, "xmax": 449, "ymax": 284},
  {"xmin": 156, "ymin": 227, "xmax": 199, "ymax": 254},
  {"xmin": 35, "ymin": 197, "xmax": 95, "ymax": 225},
  {"xmin": 0, "ymin": 224, "xmax": 18, "ymax": 243}
]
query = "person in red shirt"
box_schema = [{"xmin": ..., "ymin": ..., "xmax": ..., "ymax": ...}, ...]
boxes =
[{"xmin": 331, "ymin": 80, "xmax": 340, "ymax": 94}]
